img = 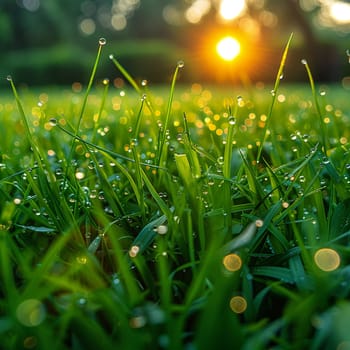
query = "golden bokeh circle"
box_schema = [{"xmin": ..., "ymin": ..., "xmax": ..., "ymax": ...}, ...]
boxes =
[
  {"xmin": 229, "ymin": 296, "xmax": 247, "ymax": 314},
  {"xmin": 314, "ymin": 248, "xmax": 340, "ymax": 272},
  {"xmin": 223, "ymin": 253, "xmax": 242, "ymax": 272}
]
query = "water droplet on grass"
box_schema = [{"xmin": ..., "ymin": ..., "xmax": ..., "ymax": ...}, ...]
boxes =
[
  {"xmin": 177, "ymin": 60, "xmax": 185, "ymax": 68},
  {"xmin": 13, "ymin": 198, "xmax": 22, "ymax": 205},
  {"xmin": 155, "ymin": 225, "xmax": 168, "ymax": 235},
  {"xmin": 302, "ymin": 134, "xmax": 309, "ymax": 142},
  {"xmin": 76, "ymin": 256, "xmax": 87, "ymax": 264},
  {"xmin": 77, "ymin": 298, "xmax": 87, "ymax": 307},
  {"xmin": 109, "ymin": 54, "xmax": 114, "ymax": 60},
  {"xmin": 322, "ymin": 156, "xmax": 330, "ymax": 164},
  {"xmin": 103, "ymin": 78, "xmax": 109, "ymax": 85},
  {"xmin": 6, "ymin": 75, "xmax": 12, "ymax": 81},
  {"xmin": 129, "ymin": 245, "xmax": 140, "ymax": 258},
  {"xmin": 217, "ymin": 156, "xmax": 224, "ymax": 165},
  {"xmin": 99, "ymin": 37, "xmax": 106, "ymax": 46},
  {"xmin": 301, "ymin": 59, "xmax": 307, "ymax": 65},
  {"xmin": 141, "ymin": 79, "xmax": 148, "ymax": 86},
  {"xmin": 228, "ymin": 116, "xmax": 236, "ymax": 125},
  {"xmin": 49, "ymin": 118, "xmax": 57, "ymax": 126},
  {"xmin": 255, "ymin": 219, "xmax": 264, "ymax": 227}
]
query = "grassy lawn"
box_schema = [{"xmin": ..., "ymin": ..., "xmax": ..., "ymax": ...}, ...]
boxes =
[{"xmin": 1, "ymin": 39, "xmax": 350, "ymax": 349}]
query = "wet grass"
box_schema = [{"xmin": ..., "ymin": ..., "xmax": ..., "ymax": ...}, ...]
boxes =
[{"xmin": 1, "ymin": 38, "xmax": 350, "ymax": 349}]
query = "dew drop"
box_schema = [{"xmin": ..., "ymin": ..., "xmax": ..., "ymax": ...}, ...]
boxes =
[
  {"xmin": 177, "ymin": 60, "xmax": 185, "ymax": 68},
  {"xmin": 217, "ymin": 156, "xmax": 224, "ymax": 165},
  {"xmin": 302, "ymin": 134, "xmax": 309, "ymax": 142},
  {"xmin": 155, "ymin": 225, "xmax": 168, "ymax": 235},
  {"xmin": 130, "ymin": 138, "xmax": 139, "ymax": 147},
  {"xmin": 103, "ymin": 78, "xmax": 109, "ymax": 85},
  {"xmin": 301, "ymin": 59, "xmax": 307, "ymax": 65},
  {"xmin": 347, "ymin": 49, "xmax": 350, "ymax": 57},
  {"xmin": 141, "ymin": 94, "xmax": 147, "ymax": 101},
  {"xmin": 255, "ymin": 219, "xmax": 264, "ymax": 227},
  {"xmin": 109, "ymin": 54, "xmax": 114, "ymax": 60},
  {"xmin": 49, "ymin": 118, "xmax": 57, "ymax": 126},
  {"xmin": 75, "ymin": 171, "xmax": 85, "ymax": 180},
  {"xmin": 141, "ymin": 79, "xmax": 148, "ymax": 86},
  {"xmin": 228, "ymin": 116, "xmax": 236, "ymax": 125},
  {"xmin": 322, "ymin": 156, "xmax": 330, "ymax": 165},
  {"xmin": 13, "ymin": 198, "xmax": 22, "ymax": 205},
  {"xmin": 129, "ymin": 245, "xmax": 140, "ymax": 258},
  {"xmin": 76, "ymin": 256, "xmax": 87, "ymax": 264},
  {"xmin": 319, "ymin": 90, "xmax": 326, "ymax": 96},
  {"xmin": 270, "ymin": 89, "xmax": 276, "ymax": 96},
  {"xmin": 6, "ymin": 75, "xmax": 12, "ymax": 81},
  {"xmin": 77, "ymin": 298, "xmax": 87, "ymax": 306},
  {"xmin": 279, "ymin": 73, "xmax": 284, "ymax": 80},
  {"xmin": 99, "ymin": 37, "xmax": 106, "ymax": 46}
]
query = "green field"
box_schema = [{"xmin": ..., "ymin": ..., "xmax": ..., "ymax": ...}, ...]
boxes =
[{"xmin": 1, "ymin": 40, "xmax": 350, "ymax": 350}]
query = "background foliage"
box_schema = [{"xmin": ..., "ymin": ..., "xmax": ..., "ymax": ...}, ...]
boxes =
[{"xmin": 0, "ymin": 0, "xmax": 349, "ymax": 85}]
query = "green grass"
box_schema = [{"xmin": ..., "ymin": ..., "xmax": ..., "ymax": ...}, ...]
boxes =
[{"xmin": 1, "ymin": 38, "xmax": 350, "ymax": 349}]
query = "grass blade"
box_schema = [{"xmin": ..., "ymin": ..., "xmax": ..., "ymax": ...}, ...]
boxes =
[{"xmin": 257, "ymin": 33, "xmax": 293, "ymax": 162}]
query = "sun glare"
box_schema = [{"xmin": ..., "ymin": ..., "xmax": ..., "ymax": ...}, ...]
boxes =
[
  {"xmin": 329, "ymin": 1, "xmax": 350, "ymax": 23},
  {"xmin": 219, "ymin": 0, "xmax": 246, "ymax": 21},
  {"xmin": 216, "ymin": 36, "xmax": 241, "ymax": 61}
]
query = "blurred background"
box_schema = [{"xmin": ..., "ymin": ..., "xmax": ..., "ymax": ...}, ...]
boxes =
[{"xmin": 0, "ymin": 0, "xmax": 349, "ymax": 86}]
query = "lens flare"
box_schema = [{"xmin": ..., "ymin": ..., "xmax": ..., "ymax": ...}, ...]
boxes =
[{"xmin": 216, "ymin": 36, "xmax": 240, "ymax": 61}]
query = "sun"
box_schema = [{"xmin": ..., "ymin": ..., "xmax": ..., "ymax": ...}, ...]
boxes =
[{"xmin": 216, "ymin": 36, "xmax": 241, "ymax": 61}]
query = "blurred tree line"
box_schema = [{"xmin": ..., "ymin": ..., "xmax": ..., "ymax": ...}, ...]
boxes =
[{"xmin": 0, "ymin": 0, "xmax": 348, "ymax": 85}]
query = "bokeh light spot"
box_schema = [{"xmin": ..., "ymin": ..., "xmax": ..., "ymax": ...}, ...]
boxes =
[
  {"xmin": 314, "ymin": 248, "xmax": 341, "ymax": 272},
  {"xmin": 129, "ymin": 245, "xmax": 140, "ymax": 258},
  {"xmin": 223, "ymin": 253, "xmax": 242, "ymax": 272},
  {"xmin": 16, "ymin": 299, "xmax": 46, "ymax": 327},
  {"xmin": 219, "ymin": 0, "xmax": 246, "ymax": 20},
  {"xmin": 229, "ymin": 296, "xmax": 247, "ymax": 314},
  {"xmin": 79, "ymin": 18, "xmax": 96, "ymax": 35}
]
